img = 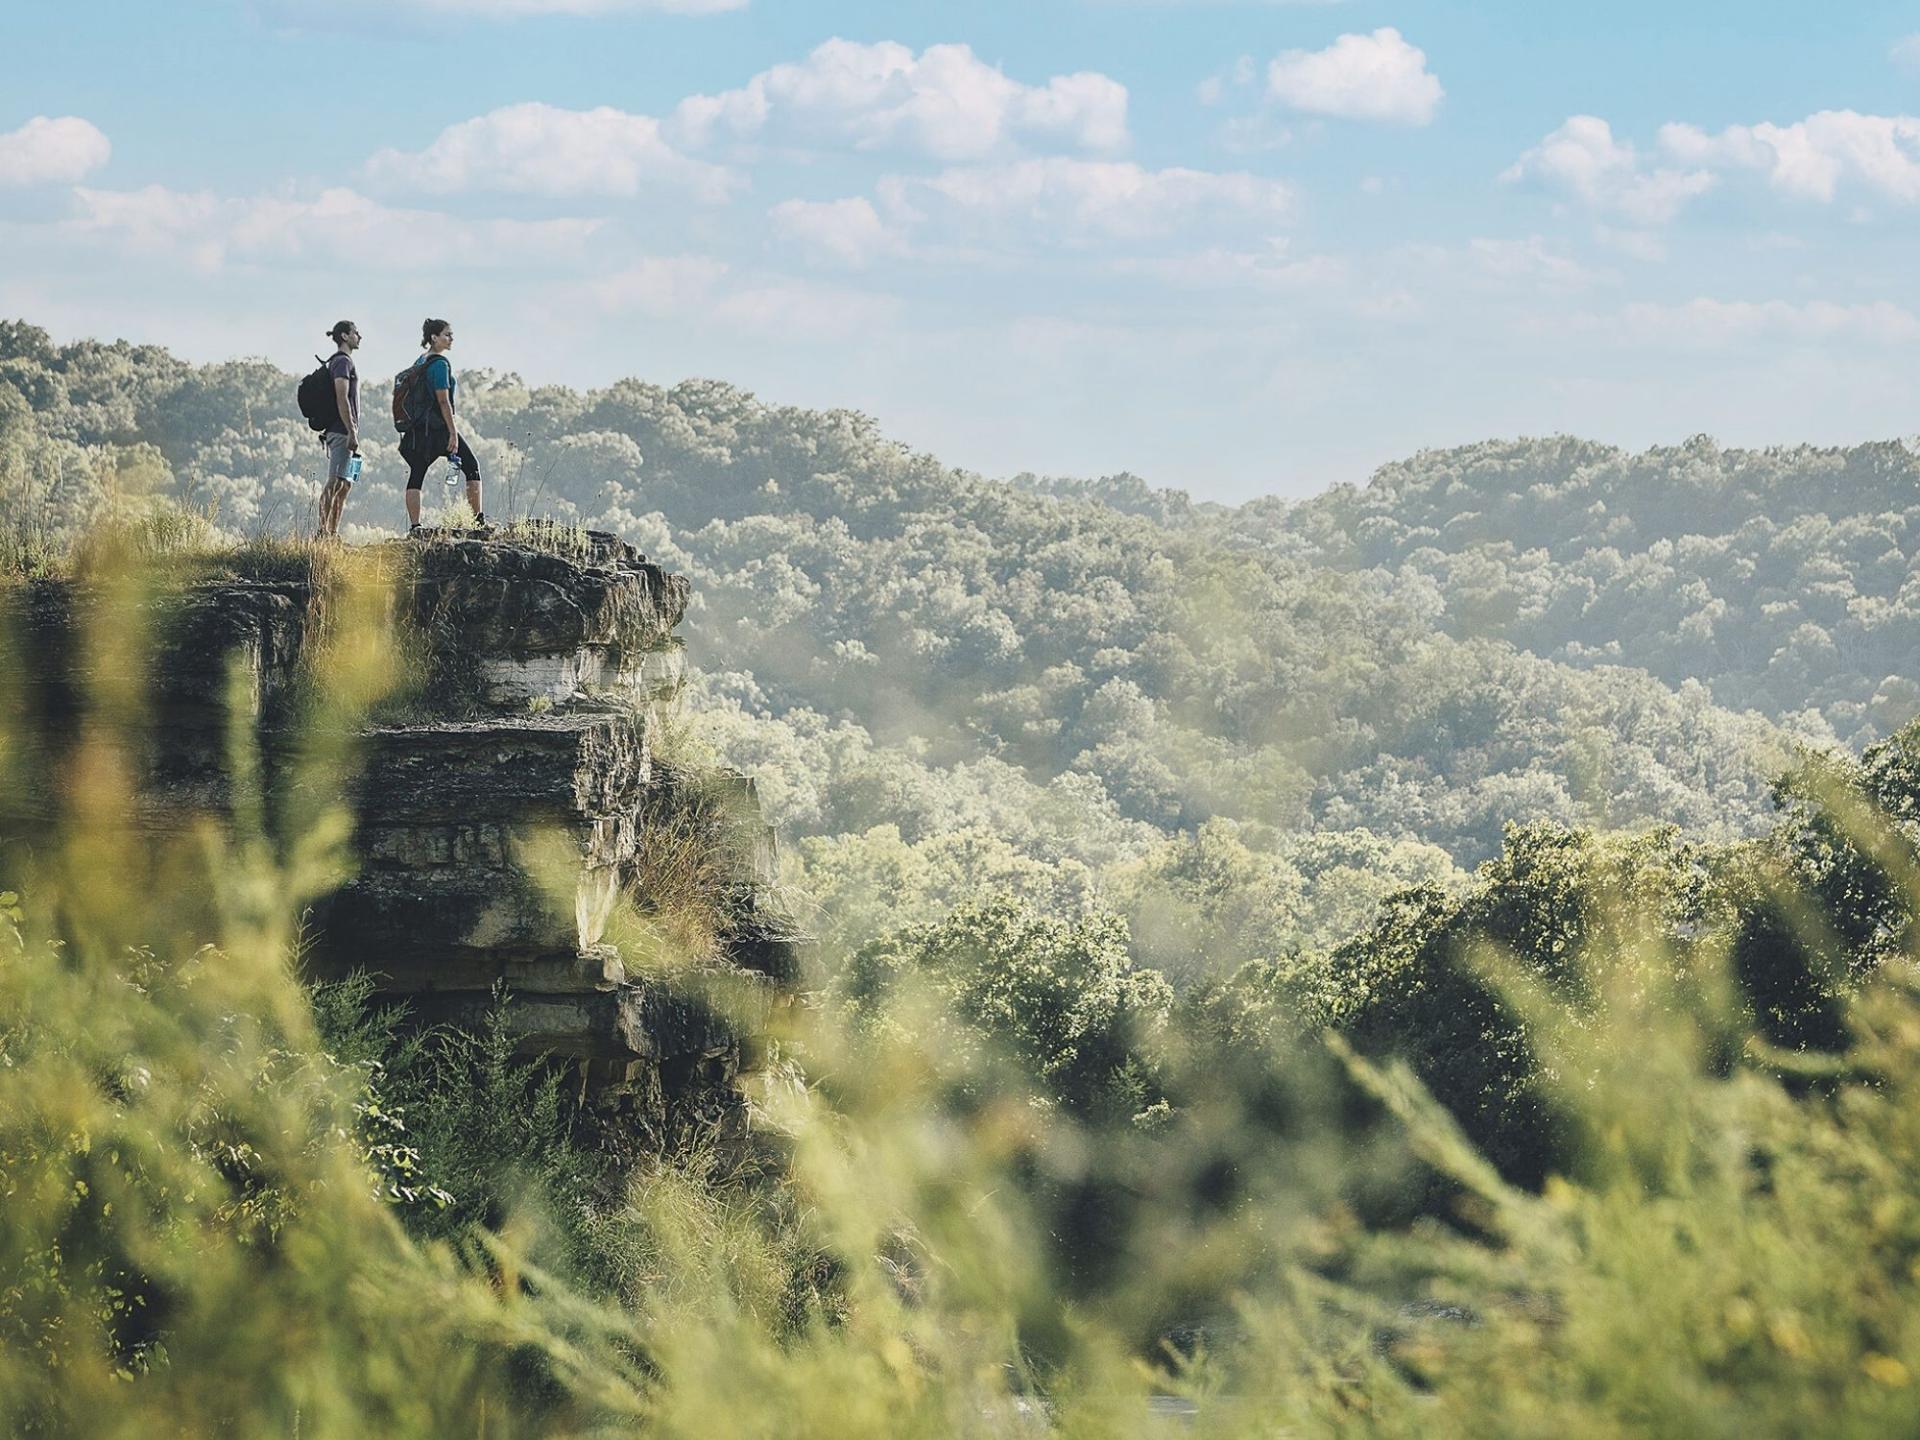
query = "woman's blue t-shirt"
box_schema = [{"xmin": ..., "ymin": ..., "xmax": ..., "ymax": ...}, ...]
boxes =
[{"xmin": 414, "ymin": 353, "xmax": 455, "ymax": 414}]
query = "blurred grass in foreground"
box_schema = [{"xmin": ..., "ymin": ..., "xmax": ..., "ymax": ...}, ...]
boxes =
[{"xmin": 1, "ymin": 542, "xmax": 1918, "ymax": 1437}]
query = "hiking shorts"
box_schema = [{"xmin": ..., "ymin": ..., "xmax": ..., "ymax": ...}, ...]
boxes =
[{"xmin": 322, "ymin": 431, "xmax": 356, "ymax": 483}]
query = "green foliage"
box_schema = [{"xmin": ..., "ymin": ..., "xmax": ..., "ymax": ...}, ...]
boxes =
[
  {"xmin": 1317, "ymin": 824, "xmax": 1717, "ymax": 1187},
  {"xmin": 8, "ymin": 534, "xmax": 1920, "ymax": 1436},
  {"xmin": 10, "ymin": 322, "xmax": 1920, "ymax": 1433},
  {"xmin": 1253, "ymin": 433, "xmax": 1920, "ymax": 746},
  {"xmin": 0, "ymin": 324, "xmax": 1819, "ymax": 911},
  {"xmin": 845, "ymin": 897, "xmax": 1174, "ymax": 1126},
  {"xmin": 0, "ymin": 562, "xmax": 583, "ymax": 1434}
]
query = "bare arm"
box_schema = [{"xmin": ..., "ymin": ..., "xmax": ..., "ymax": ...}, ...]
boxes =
[{"xmin": 333, "ymin": 375, "xmax": 357, "ymax": 449}]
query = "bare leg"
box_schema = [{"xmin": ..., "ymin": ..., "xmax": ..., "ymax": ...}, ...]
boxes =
[
  {"xmin": 319, "ymin": 480, "xmax": 350, "ymax": 536},
  {"xmin": 466, "ymin": 477, "xmax": 483, "ymax": 521},
  {"xmin": 406, "ymin": 487, "xmax": 423, "ymax": 527}
]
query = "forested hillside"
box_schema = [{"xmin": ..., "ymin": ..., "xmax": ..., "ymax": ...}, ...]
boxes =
[
  {"xmin": 1232, "ymin": 436, "xmax": 1920, "ymax": 745},
  {"xmin": 12, "ymin": 321, "xmax": 1920, "ymax": 1436},
  {"xmin": 8, "ymin": 319, "xmax": 1901, "ymax": 961}
]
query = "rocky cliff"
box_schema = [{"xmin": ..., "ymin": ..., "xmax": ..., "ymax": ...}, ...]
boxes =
[{"xmin": 6, "ymin": 529, "xmax": 801, "ymax": 1141}]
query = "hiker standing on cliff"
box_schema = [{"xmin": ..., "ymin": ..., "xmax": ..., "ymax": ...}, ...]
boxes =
[
  {"xmin": 315, "ymin": 320, "xmax": 360, "ymax": 538},
  {"xmin": 398, "ymin": 317, "xmax": 485, "ymax": 533}
]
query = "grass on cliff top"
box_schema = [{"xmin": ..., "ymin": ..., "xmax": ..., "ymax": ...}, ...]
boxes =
[
  {"xmin": 1, "ymin": 499, "xmax": 600, "ymax": 585},
  {"xmin": 4, "ymin": 504, "xmax": 378, "ymax": 587}
]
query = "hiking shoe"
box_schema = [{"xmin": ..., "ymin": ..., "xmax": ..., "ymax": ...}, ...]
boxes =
[{"xmin": 408, "ymin": 523, "xmax": 424, "ymax": 537}]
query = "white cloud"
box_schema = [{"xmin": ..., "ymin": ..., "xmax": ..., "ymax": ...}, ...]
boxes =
[
  {"xmin": 1219, "ymin": 113, "xmax": 1295, "ymax": 154},
  {"xmin": 1594, "ymin": 225, "xmax": 1667, "ymax": 262},
  {"xmin": 68, "ymin": 185, "xmax": 600, "ymax": 272},
  {"xmin": 1621, "ymin": 297, "xmax": 1920, "ymax": 348},
  {"xmin": 587, "ymin": 256, "xmax": 894, "ymax": 338},
  {"xmin": 670, "ymin": 39, "xmax": 1129, "ymax": 160},
  {"xmin": 709, "ymin": 279, "xmax": 899, "ymax": 338},
  {"xmin": 1196, "ymin": 55, "xmax": 1257, "ymax": 107},
  {"xmin": 1502, "ymin": 115, "xmax": 1716, "ymax": 224},
  {"xmin": 1660, "ymin": 110, "xmax": 1920, "ymax": 204},
  {"xmin": 1110, "ymin": 243, "xmax": 1347, "ymax": 292},
  {"xmin": 769, "ymin": 197, "xmax": 905, "ymax": 267},
  {"xmin": 0, "ymin": 116, "xmax": 111, "ymax": 187},
  {"xmin": 590, "ymin": 255, "xmax": 730, "ymax": 314},
  {"xmin": 1467, "ymin": 236, "xmax": 1605, "ymax": 290},
  {"xmin": 1265, "ymin": 28, "xmax": 1442, "ymax": 125},
  {"xmin": 367, "ymin": 103, "xmax": 736, "ymax": 200},
  {"xmin": 880, "ymin": 157, "xmax": 1289, "ymax": 241}
]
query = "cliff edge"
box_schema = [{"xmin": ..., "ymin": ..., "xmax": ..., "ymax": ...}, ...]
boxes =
[{"xmin": 7, "ymin": 528, "xmax": 802, "ymax": 1143}]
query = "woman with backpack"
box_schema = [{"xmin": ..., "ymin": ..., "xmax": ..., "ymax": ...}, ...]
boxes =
[{"xmin": 398, "ymin": 317, "xmax": 485, "ymax": 532}]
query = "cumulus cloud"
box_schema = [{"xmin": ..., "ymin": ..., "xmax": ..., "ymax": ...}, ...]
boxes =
[
  {"xmin": 1621, "ymin": 297, "xmax": 1920, "ymax": 347},
  {"xmin": 1265, "ymin": 28, "xmax": 1442, "ymax": 125},
  {"xmin": 669, "ymin": 39, "xmax": 1129, "ymax": 159},
  {"xmin": 68, "ymin": 185, "xmax": 600, "ymax": 272},
  {"xmin": 589, "ymin": 255, "xmax": 730, "ymax": 314},
  {"xmin": 879, "ymin": 157, "xmax": 1289, "ymax": 241},
  {"xmin": 769, "ymin": 197, "xmax": 905, "ymax": 267},
  {"xmin": 1511, "ymin": 109, "xmax": 1920, "ymax": 219},
  {"xmin": 1659, "ymin": 111, "xmax": 1920, "ymax": 204},
  {"xmin": 367, "ymin": 103, "xmax": 736, "ymax": 200},
  {"xmin": 1502, "ymin": 115, "xmax": 1716, "ymax": 224},
  {"xmin": 708, "ymin": 279, "xmax": 900, "ymax": 337},
  {"xmin": 587, "ymin": 256, "xmax": 894, "ymax": 337},
  {"xmin": 1594, "ymin": 225, "xmax": 1667, "ymax": 262},
  {"xmin": 1109, "ymin": 243, "xmax": 1347, "ymax": 292},
  {"xmin": 1196, "ymin": 55, "xmax": 1257, "ymax": 107},
  {"xmin": 0, "ymin": 116, "xmax": 111, "ymax": 187},
  {"xmin": 1466, "ymin": 236, "xmax": 1606, "ymax": 290}
]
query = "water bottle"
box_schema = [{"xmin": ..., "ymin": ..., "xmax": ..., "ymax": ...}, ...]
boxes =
[
  {"xmin": 345, "ymin": 453, "xmax": 363, "ymax": 483},
  {"xmin": 444, "ymin": 449, "xmax": 463, "ymax": 490}
]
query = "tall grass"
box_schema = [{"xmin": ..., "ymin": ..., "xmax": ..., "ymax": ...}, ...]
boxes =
[{"xmin": 3, "ymin": 540, "xmax": 1919, "ymax": 1436}]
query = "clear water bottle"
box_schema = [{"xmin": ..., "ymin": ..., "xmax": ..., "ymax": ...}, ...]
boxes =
[{"xmin": 444, "ymin": 449, "xmax": 463, "ymax": 490}]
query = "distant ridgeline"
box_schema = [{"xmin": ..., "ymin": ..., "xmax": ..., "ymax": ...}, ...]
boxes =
[
  {"xmin": 6, "ymin": 531, "xmax": 802, "ymax": 1136},
  {"xmin": 9, "ymin": 318, "xmax": 1913, "ymax": 879}
]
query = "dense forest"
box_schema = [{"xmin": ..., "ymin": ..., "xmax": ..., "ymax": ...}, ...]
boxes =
[
  {"xmin": 7, "ymin": 319, "xmax": 1898, "ymax": 963},
  {"xmin": 7, "ymin": 320, "xmax": 1920, "ymax": 1434}
]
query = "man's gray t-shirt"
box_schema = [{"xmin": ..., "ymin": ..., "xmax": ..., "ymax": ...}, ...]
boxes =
[{"xmin": 326, "ymin": 352, "xmax": 359, "ymax": 428}]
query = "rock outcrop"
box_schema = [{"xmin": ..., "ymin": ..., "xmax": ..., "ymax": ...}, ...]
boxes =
[{"xmin": 6, "ymin": 530, "xmax": 800, "ymax": 1139}]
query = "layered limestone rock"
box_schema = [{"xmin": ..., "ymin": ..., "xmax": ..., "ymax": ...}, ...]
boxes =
[{"xmin": 7, "ymin": 530, "xmax": 800, "ymax": 1136}]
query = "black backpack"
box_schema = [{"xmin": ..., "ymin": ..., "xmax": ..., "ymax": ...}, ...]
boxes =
[{"xmin": 297, "ymin": 357, "xmax": 339, "ymax": 433}]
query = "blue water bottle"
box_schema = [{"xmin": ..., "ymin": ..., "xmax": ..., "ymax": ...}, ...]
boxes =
[{"xmin": 345, "ymin": 453, "xmax": 363, "ymax": 483}]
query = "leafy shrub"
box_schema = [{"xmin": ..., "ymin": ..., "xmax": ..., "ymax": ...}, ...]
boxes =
[{"xmin": 843, "ymin": 897, "xmax": 1173, "ymax": 1127}]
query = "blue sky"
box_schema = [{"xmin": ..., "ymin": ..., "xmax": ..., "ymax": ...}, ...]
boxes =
[{"xmin": 4, "ymin": 0, "xmax": 1920, "ymax": 501}]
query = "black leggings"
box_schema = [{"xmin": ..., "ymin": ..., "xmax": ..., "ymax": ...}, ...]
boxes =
[{"xmin": 401, "ymin": 429, "xmax": 481, "ymax": 490}]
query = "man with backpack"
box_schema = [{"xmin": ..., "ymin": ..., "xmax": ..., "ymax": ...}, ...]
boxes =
[
  {"xmin": 395, "ymin": 317, "xmax": 484, "ymax": 533},
  {"xmin": 308, "ymin": 320, "xmax": 360, "ymax": 538}
]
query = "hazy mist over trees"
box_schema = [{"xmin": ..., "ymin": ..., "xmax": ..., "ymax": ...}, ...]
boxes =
[
  {"xmin": 11, "ymin": 319, "xmax": 1920, "ymax": 1433},
  {"xmin": 4, "ymin": 318, "xmax": 1914, "ymax": 967}
]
